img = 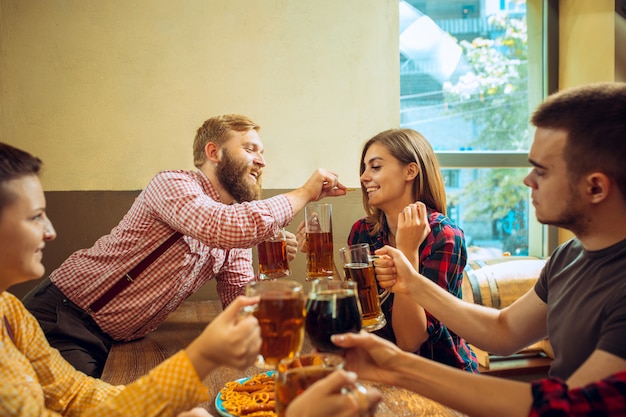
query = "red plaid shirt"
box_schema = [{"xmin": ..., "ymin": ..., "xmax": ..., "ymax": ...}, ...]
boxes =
[
  {"xmin": 529, "ymin": 371, "xmax": 626, "ymax": 416},
  {"xmin": 348, "ymin": 209, "xmax": 478, "ymax": 373},
  {"xmin": 51, "ymin": 170, "xmax": 293, "ymax": 341}
]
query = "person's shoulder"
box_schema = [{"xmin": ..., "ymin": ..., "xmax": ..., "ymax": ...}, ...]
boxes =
[
  {"xmin": 1, "ymin": 291, "xmax": 19, "ymax": 304},
  {"xmin": 427, "ymin": 209, "xmax": 450, "ymax": 224},
  {"xmin": 151, "ymin": 169, "xmax": 196, "ymax": 181},
  {"xmin": 349, "ymin": 217, "xmax": 371, "ymax": 232},
  {"xmin": 350, "ymin": 217, "xmax": 368, "ymax": 227},
  {"xmin": 1, "ymin": 291, "xmax": 28, "ymax": 318},
  {"xmin": 543, "ymin": 238, "xmax": 582, "ymax": 273},
  {"xmin": 428, "ymin": 210, "xmax": 462, "ymax": 234},
  {"xmin": 551, "ymin": 238, "xmax": 583, "ymax": 258},
  {"xmin": 146, "ymin": 169, "xmax": 201, "ymax": 189},
  {"xmin": 347, "ymin": 218, "xmax": 375, "ymax": 244}
]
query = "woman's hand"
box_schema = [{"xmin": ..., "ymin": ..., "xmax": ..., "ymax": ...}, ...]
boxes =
[
  {"xmin": 295, "ymin": 220, "xmax": 308, "ymax": 253},
  {"xmin": 285, "ymin": 369, "xmax": 382, "ymax": 417},
  {"xmin": 184, "ymin": 296, "xmax": 261, "ymax": 379},
  {"xmin": 331, "ymin": 331, "xmax": 403, "ymax": 386},
  {"xmin": 372, "ymin": 246, "xmax": 423, "ymax": 298},
  {"xmin": 395, "ymin": 202, "xmax": 430, "ymax": 264},
  {"xmin": 176, "ymin": 407, "xmax": 213, "ymax": 417},
  {"xmin": 284, "ymin": 230, "xmax": 298, "ymax": 261}
]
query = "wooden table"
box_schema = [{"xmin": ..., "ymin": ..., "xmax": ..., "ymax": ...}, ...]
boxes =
[{"xmin": 102, "ymin": 300, "xmax": 466, "ymax": 417}]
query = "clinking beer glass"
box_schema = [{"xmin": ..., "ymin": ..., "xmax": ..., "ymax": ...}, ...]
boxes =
[
  {"xmin": 275, "ymin": 353, "xmax": 346, "ymax": 417},
  {"xmin": 275, "ymin": 353, "xmax": 374, "ymax": 417},
  {"xmin": 304, "ymin": 203, "xmax": 335, "ymax": 279},
  {"xmin": 257, "ymin": 228, "xmax": 291, "ymax": 280},
  {"xmin": 244, "ymin": 280, "xmax": 305, "ymax": 369},
  {"xmin": 305, "ymin": 279, "xmax": 362, "ymax": 353},
  {"xmin": 339, "ymin": 243, "xmax": 390, "ymax": 332}
]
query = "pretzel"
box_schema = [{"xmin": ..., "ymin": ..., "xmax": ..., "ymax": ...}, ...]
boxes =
[{"xmin": 219, "ymin": 373, "xmax": 276, "ymax": 417}]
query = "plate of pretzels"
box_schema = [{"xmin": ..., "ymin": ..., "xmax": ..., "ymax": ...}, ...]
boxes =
[{"xmin": 215, "ymin": 371, "xmax": 276, "ymax": 417}]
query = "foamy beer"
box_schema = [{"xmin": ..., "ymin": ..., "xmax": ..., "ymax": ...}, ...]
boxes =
[
  {"xmin": 275, "ymin": 353, "xmax": 345, "ymax": 417},
  {"xmin": 340, "ymin": 243, "xmax": 390, "ymax": 332},
  {"xmin": 304, "ymin": 203, "xmax": 335, "ymax": 279},
  {"xmin": 245, "ymin": 280, "xmax": 305, "ymax": 369},
  {"xmin": 257, "ymin": 228, "xmax": 291, "ymax": 279}
]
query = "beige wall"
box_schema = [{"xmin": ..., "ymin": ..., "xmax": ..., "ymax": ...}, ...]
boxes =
[
  {"xmin": 557, "ymin": 0, "xmax": 617, "ymax": 243},
  {"xmin": 3, "ymin": 0, "xmax": 623, "ymax": 296},
  {"xmin": 0, "ymin": 0, "xmax": 398, "ymax": 191},
  {"xmin": 559, "ymin": 0, "xmax": 615, "ymax": 86},
  {"xmin": 1, "ymin": 0, "xmax": 398, "ymax": 299}
]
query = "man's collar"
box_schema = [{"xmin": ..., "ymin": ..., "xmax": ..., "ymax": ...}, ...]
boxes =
[{"xmin": 195, "ymin": 169, "xmax": 222, "ymax": 202}]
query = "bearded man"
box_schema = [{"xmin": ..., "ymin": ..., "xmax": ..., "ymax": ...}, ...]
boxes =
[{"xmin": 23, "ymin": 114, "xmax": 347, "ymax": 377}]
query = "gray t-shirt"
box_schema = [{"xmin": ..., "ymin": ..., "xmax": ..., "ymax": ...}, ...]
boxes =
[{"xmin": 535, "ymin": 237, "xmax": 626, "ymax": 380}]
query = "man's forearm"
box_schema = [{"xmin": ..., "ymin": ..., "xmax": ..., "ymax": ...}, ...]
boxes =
[
  {"xmin": 405, "ymin": 273, "xmax": 520, "ymax": 354},
  {"xmin": 387, "ymin": 350, "xmax": 532, "ymax": 417}
]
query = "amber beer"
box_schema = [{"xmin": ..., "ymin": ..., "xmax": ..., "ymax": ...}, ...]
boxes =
[
  {"xmin": 245, "ymin": 280, "xmax": 305, "ymax": 369},
  {"xmin": 306, "ymin": 231, "xmax": 334, "ymax": 278},
  {"xmin": 275, "ymin": 354, "xmax": 345, "ymax": 417},
  {"xmin": 255, "ymin": 295, "xmax": 305, "ymax": 368},
  {"xmin": 343, "ymin": 262, "xmax": 384, "ymax": 329},
  {"xmin": 257, "ymin": 238, "xmax": 290, "ymax": 279},
  {"xmin": 304, "ymin": 203, "xmax": 334, "ymax": 279},
  {"xmin": 340, "ymin": 244, "xmax": 389, "ymax": 331}
]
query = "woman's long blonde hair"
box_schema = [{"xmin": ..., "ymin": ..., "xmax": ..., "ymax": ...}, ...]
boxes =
[{"xmin": 360, "ymin": 128, "xmax": 447, "ymax": 235}]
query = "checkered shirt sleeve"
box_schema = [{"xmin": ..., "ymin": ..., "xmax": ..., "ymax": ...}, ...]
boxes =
[
  {"xmin": 51, "ymin": 170, "xmax": 293, "ymax": 340},
  {"xmin": 0, "ymin": 292, "xmax": 208, "ymax": 416},
  {"xmin": 347, "ymin": 210, "xmax": 478, "ymax": 373},
  {"xmin": 529, "ymin": 372, "xmax": 626, "ymax": 416}
]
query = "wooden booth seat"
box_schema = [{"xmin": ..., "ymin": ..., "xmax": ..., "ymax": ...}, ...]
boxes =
[{"xmin": 462, "ymin": 256, "xmax": 554, "ymax": 378}]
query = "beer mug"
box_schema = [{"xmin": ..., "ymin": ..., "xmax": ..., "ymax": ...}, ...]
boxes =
[
  {"xmin": 257, "ymin": 228, "xmax": 291, "ymax": 279},
  {"xmin": 339, "ymin": 243, "xmax": 390, "ymax": 332},
  {"xmin": 275, "ymin": 353, "xmax": 345, "ymax": 417},
  {"xmin": 245, "ymin": 280, "xmax": 305, "ymax": 369},
  {"xmin": 304, "ymin": 203, "xmax": 335, "ymax": 279},
  {"xmin": 275, "ymin": 353, "xmax": 374, "ymax": 417},
  {"xmin": 305, "ymin": 279, "xmax": 361, "ymax": 352}
]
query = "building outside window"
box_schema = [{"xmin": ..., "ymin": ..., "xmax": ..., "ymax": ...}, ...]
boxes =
[{"xmin": 399, "ymin": 0, "xmax": 549, "ymax": 260}]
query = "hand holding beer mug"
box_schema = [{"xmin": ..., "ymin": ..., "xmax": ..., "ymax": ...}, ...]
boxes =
[
  {"xmin": 257, "ymin": 228, "xmax": 291, "ymax": 279},
  {"xmin": 340, "ymin": 243, "xmax": 390, "ymax": 332},
  {"xmin": 304, "ymin": 203, "xmax": 335, "ymax": 279},
  {"xmin": 305, "ymin": 279, "xmax": 362, "ymax": 352},
  {"xmin": 245, "ymin": 280, "xmax": 305, "ymax": 369},
  {"xmin": 275, "ymin": 353, "xmax": 376, "ymax": 417}
]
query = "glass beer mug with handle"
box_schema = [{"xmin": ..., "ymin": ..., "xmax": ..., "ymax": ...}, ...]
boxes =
[
  {"xmin": 257, "ymin": 227, "xmax": 291, "ymax": 280},
  {"xmin": 339, "ymin": 243, "xmax": 391, "ymax": 332},
  {"xmin": 244, "ymin": 280, "xmax": 306, "ymax": 369},
  {"xmin": 305, "ymin": 279, "xmax": 362, "ymax": 353},
  {"xmin": 275, "ymin": 353, "xmax": 375, "ymax": 417}
]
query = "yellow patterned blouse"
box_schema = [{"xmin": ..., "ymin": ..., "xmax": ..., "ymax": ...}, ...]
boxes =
[{"xmin": 0, "ymin": 291, "xmax": 209, "ymax": 416}]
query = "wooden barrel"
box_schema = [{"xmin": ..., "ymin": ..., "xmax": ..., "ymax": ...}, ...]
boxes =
[{"xmin": 462, "ymin": 256, "xmax": 547, "ymax": 309}]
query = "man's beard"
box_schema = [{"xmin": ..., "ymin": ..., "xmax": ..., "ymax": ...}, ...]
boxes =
[
  {"xmin": 538, "ymin": 184, "xmax": 588, "ymax": 236},
  {"xmin": 215, "ymin": 148, "xmax": 262, "ymax": 202}
]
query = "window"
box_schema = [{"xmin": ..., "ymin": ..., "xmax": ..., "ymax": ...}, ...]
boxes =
[{"xmin": 399, "ymin": 0, "xmax": 554, "ymax": 260}]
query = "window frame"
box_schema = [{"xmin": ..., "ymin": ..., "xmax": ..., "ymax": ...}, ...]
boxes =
[{"xmin": 417, "ymin": 0, "xmax": 560, "ymax": 258}]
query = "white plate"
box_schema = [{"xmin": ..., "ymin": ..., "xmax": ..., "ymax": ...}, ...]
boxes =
[{"xmin": 214, "ymin": 371, "xmax": 274, "ymax": 417}]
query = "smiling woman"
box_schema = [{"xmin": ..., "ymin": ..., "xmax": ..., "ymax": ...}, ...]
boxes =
[{"xmin": 347, "ymin": 128, "xmax": 478, "ymax": 373}]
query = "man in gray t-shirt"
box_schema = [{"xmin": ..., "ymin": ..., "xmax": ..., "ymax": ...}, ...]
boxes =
[
  {"xmin": 535, "ymin": 238, "xmax": 626, "ymax": 379},
  {"xmin": 373, "ymin": 82, "xmax": 626, "ymax": 389}
]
